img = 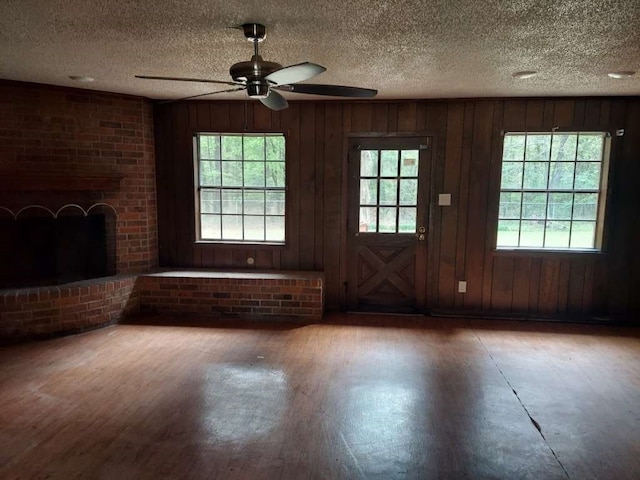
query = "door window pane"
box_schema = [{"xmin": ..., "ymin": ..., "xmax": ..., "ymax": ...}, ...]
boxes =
[
  {"xmin": 380, "ymin": 151, "xmax": 399, "ymax": 177},
  {"xmin": 360, "ymin": 151, "xmax": 379, "ymax": 177},
  {"xmin": 360, "ymin": 179, "xmax": 378, "ymax": 205},
  {"xmin": 398, "ymin": 207, "xmax": 416, "ymax": 233},
  {"xmin": 400, "ymin": 150, "xmax": 419, "ymax": 177},
  {"xmin": 379, "ymin": 179, "xmax": 398, "ymax": 205},
  {"xmin": 399, "ymin": 179, "xmax": 417, "ymax": 205},
  {"xmin": 378, "ymin": 207, "xmax": 397, "ymax": 233}
]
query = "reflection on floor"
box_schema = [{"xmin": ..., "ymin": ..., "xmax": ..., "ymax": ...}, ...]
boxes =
[{"xmin": 1, "ymin": 313, "xmax": 639, "ymax": 480}]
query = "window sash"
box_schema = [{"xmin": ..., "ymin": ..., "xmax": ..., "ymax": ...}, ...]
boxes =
[
  {"xmin": 195, "ymin": 133, "xmax": 286, "ymax": 244},
  {"xmin": 497, "ymin": 132, "xmax": 609, "ymax": 251}
]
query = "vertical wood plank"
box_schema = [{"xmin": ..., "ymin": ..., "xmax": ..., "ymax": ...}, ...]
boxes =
[
  {"xmin": 299, "ymin": 103, "xmax": 317, "ymax": 270},
  {"xmin": 538, "ymin": 258, "xmax": 560, "ymax": 315},
  {"xmin": 372, "ymin": 103, "xmax": 389, "ymax": 132},
  {"xmin": 490, "ymin": 256, "xmax": 515, "ymax": 311},
  {"xmin": 323, "ymin": 104, "xmax": 343, "ymax": 308},
  {"xmin": 314, "ymin": 104, "xmax": 326, "ymax": 271},
  {"xmin": 553, "ymin": 100, "xmax": 575, "ymax": 127},
  {"xmin": 567, "ymin": 258, "xmax": 586, "ymax": 317},
  {"xmin": 280, "ymin": 103, "xmax": 301, "ymax": 269},
  {"xmin": 482, "ymin": 100, "xmax": 504, "ymax": 310},
  {"xmin": 511, "ymin": 256, "xmax": 532, "ymax": 312},
  {"xmin": 397, "ymin": 103, "xmax": 417, "ymax": 132},
  {"xmin": 455, "ymin": 101, "xmax": 475, "ymax": 309},
  {"xmin": 350, "ymin": 103, "xmax": 372, "ymax": 132},
  {"xmin": 437, "ymin": 102, "xmax": 464, "ymax": 309},
  {"xmin": 556, "ymin": 258, "xmax": 571, "ymax": 314}
]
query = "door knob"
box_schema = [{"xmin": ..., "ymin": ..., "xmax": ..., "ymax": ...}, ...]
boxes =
[{"xmin": 418, "ymin": 226, "xmax": 426, "ymax": 234}]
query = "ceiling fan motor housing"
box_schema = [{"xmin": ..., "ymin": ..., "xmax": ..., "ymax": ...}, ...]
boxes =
[{"xmin": 230, "ymin": 55, "xmax": 283, "ymax": 98}]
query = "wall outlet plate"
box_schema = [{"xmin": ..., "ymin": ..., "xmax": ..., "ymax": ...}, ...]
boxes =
[{"xmin": 458, "ymin": 281, "xmax": 467, "ymax": 293}]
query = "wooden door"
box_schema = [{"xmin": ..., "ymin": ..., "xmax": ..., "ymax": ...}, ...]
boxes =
[{"xmin": 347, "ymin": 136, "xmax": 432, "ymax": 313}]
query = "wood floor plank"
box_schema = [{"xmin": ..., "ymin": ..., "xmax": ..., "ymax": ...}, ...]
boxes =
[{"xmin": 1, "ymin": 315, "xmax": 639, "ymax": 479}]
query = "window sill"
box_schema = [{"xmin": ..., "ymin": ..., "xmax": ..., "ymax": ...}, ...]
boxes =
[
  {"xmin": 195, "ymin": 240, "xmax": 286, "ymax": 249},
  {"xmin": 493, "ymin": 247, "xmax": 606, "ymax": 257}
]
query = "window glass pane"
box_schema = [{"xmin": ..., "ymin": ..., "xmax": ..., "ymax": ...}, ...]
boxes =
[
  {"xmin": 548, "ymin": 162, "xmax": 575, "ymax": 189},
  {"xmin": 243, "ymin": 162, "xmax": 265, "ymax": 187},
  {"xmin": 501, "ymin": 162, "xmax": 523, "ymax": 189},
  {"xmin": 265, "ymin": 216, "xmax": 285, "ymax": 242},
  {"xmin": 360, "ymin": 179, "xmax": 378, "ymax": 205},
  {"xmin": 520, "ymin": 220, "xmax": 544, "ymax": 247},
  {"xmin": 398, "ymin": 207, "xmax": 416, "ymax": 233},
  {"xmin": 244, "ymin": 191, "xmax": 264, "ymax": 215},
  {"xmin": 522, "ymin": 192, "xmax": 547, "ymax": 220},
  {"xmin": 359, "ymin": 207, "xmax": 377, "ymax": 232},
  {"xmin": 400, "ymin": 150, "xmax": 419, "ymax": 177},
  {"xmin": 399, "ymin": 179, "xmax": 417, "ymax": 205},
  {"xmin": 200, "ymin": 135, "xmax": 220, "ymax": 160},
  {"xmin": 551, "ymin": 134, "xmax": 578, "ymax": 161},
  {"xmin": 266, "ymin": 136, "xmax": 285, "ymax": 160},
  {"xmin": 378, "ymin": 207, "xmax": 397, "ymax": 233},
  {"xmin": 244, "ymin": 136, "xmax": 265, "ymax": 161},
  {"xmin": 200, "ymin": 161, "xmax": 221, "ymax": 187},
  {"xmin": 575, "ymin": 163, "xmax": 600, "ymax": 190},
  {"xmin": 221, "ymin": 190, "xmax": 242, "ymax": 214},
  {"xmin": 497, "ymin": 220, "xmax": 520, "ymax": 247},
  {"xmin": 201, "ymin": 189, "xmax": 221, "ymax": 214},
  {"xmin": 379, "ymin": 179, "xmax": 398, "ymax": 205},
  {"xmin": 499, "ymin": 192, "xmax": 522, "ymax": 219},
  {"xmin": 380, "ymin": 151, "xmax": 399, "ymax": 177},
  {"xmin": 570, "ymin": 222, "xmax": 596, "ymax": 248},
  {"xmin": 222, "ymin": 161, "xmax": 243, "ymax": 187},
  {"xmin": 222, "ymin": 215, "xmax": 243, "ymax": 240},
  {"xmin": 244, "ymin": 216, "xmax": 265, "ymax": 241},
  {"xmin": 523, "ymin": 162, "xmax": 549, "ymax": 189},
  {"xmin": 360, "ymin": 151, "xmax": 379, "ymax": 177},
  {"xmin": 266, "ymin": 162, "xmax": 285, "ymax": 187},
  {"xmin": 201, "ymin": 214, "xmax": 221, "ymax": 239},
  {"xmin": 577, "ymin": 134, "xmax": 604, "ymax": 161},
  {"xmin": 525, "ymin": 135, "xmax": 551, "ymax": 161},
  {"xmin": 544, "ymin": 221, "xmax": 570, "ymax": 248},
  {"xmin": 573, "ymin": 193, "xmax": 598, "ymax": 220},
  {"xmin": 503, "ymin": 135, "xmax": 525, "ymax": 161},
  {"xmin": 266, "ymin": 191, "xmax": 285, "ymax": 215},
  {"xmin": 197, "ymin": 133, "xmax": 286, "ymax": 244},
  {"xmin": 221, "ymin": 136, "xmax": 243, "ymax": 160},
  {"xmin": 547, "ymin": 193, "xmax": 572, "ymax": 220}
]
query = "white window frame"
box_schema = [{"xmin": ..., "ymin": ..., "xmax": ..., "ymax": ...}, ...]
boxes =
[
  {"xmin": 496, "ymin": 131, "xmax": 611, "ymax": 251},
  {"xmin": 194, "ymin": 133, "xmax": 286, "ymax": 245}
]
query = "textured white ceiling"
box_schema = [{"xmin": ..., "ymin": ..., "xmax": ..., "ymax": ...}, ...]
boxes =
[{"xmin": 0, "ymin": 0, "xmax": 638, "ymax": 101}]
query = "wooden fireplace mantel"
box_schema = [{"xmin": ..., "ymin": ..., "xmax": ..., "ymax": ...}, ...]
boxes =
[{"xmin": 0, "ymin": 170, "xmax": 124, "ymax": 191}]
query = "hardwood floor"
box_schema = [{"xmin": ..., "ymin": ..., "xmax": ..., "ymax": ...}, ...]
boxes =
[{"xmin": 1, "ymin": 314, "xmax": 639, "ymax": 480}]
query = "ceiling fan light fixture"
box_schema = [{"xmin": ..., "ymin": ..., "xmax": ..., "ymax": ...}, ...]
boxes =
[
  {"xmin": 608, "ymin": 71, "xmax": 635, "ymax": 79},
  {"xmin": 512, "ymin": 71, "xmax": 537, "ymax": 79},
  {"xmin": 247, "ymin": 80, "xmax": 270, "ymax": 98}
]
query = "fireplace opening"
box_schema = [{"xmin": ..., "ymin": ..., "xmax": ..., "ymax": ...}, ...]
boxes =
[{"xmin": 0, "ymin": 206, "xmax": 117, "ymax": 289}]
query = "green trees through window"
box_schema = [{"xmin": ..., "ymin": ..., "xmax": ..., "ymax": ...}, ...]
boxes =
[
  {"xmin": 497, "ymin": 132, "xmax": 608, "ymax": 250},
  {"xmin": 196, "ymin": 133, "xmax": 286, "ymax": 243}
]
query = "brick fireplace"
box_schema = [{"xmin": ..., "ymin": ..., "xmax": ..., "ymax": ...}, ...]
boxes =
[{"xmin": 0, "ymin": 80, "xmax": 158, "ymax": 340}]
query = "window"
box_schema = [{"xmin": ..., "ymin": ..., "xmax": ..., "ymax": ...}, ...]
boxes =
[
  {"xmin": 497, "ymin": 132, "xmax": 610, "ymax": 250},
  {"xmin": 359, "ymin": 149, "xmax": 419, "ymax": 233},
  {"xmin": 195, "ymin": 133, "xmax": 286, "ymax": 244}
]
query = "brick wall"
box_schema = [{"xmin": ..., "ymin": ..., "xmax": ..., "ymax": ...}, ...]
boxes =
[
  {"xmin": 0, "ymin": 80, "xmax": 158, "ymax": 274},
  {"xmin": 0, "ymin": 276, "xmax": 139, "ymax": 343},
  {"xmin": 138, "ymin": 271, "xmax": 324, "ymax": 320}
]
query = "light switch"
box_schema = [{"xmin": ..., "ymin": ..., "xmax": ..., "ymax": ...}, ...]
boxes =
[{"xmin": 438, "ymin": 193, "xmax": 452, "ymax": 206}]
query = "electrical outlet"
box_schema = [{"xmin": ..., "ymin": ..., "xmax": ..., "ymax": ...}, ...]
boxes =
[{"xmin": 458, "ymin": 281, "xmax": 467, "ymax": 294}]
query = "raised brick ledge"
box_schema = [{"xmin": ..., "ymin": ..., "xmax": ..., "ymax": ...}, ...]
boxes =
[
  {"xmin": 0, "ymin": 275, "xmax": 139, "ymax": 343},
  {"xmin": 139, "ymin": 269, "xmax": 325, "ymax": 321}
]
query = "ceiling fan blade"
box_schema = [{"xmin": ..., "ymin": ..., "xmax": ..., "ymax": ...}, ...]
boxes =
[
  {"xmin": 159, "ymin": 87, "xmax": 245, "ymax": 104},
  {"xmin": 136, "ymin": 75, "xmax": 241, "ymax": 87},
  {"xmin": 279, "ymin": 83, "xmax": 378, "ymax": 98},
  {"xmin": 264, "ymin": 62, "xmax": 326, "ymax": 86},
  {"xmin": 260, "ymin": 90, "xmax": 288, "ymax": 111}
]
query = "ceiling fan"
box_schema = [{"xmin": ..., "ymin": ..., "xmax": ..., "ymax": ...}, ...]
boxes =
[{"xmin": 136, "ymin": 23, "xmax": 377, "ymax": 111}]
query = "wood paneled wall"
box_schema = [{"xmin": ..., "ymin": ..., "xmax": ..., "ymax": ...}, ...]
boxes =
[{"xmin": 154, "ymin": 97, "xmax": 640, "ymax": 320}]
